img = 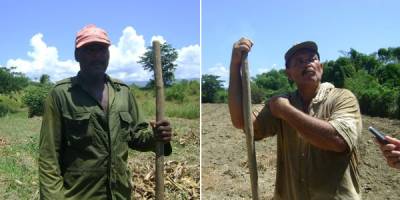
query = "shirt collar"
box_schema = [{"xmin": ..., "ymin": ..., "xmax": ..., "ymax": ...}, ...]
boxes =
[{"xmin": 311, "ymin": 82, "xmax": 335, "ymax": 104}]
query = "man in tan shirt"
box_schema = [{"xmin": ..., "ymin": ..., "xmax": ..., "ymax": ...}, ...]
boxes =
[{"xmin": 228, "ymin": 38, "xmax": 362, "ymax": 199}]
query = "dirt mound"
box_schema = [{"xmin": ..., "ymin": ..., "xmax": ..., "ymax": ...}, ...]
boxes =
[{"xmin": 202, "ymin": 104, "xmax": 400, "ymax": 200}]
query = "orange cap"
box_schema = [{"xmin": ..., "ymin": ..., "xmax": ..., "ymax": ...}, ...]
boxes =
[{"xmin": 75, "ymin": 24, "xmax": 111, "ymax": 48}]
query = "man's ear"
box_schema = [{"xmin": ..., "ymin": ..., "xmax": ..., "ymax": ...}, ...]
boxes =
[
  {"xmin": 74, "ymin": 48, "xmax": 80, "ymax": 62},
  {"xmin": 320, "ymin": 63, "xmax": 324, "ymax": 73},
  {"xmin": 285, "ymin": 68, "xmax": 293, "ymax": 81}
]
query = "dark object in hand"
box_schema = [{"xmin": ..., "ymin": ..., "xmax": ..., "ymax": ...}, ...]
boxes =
[{"xmin": 368, "ymin": 126, "xmax": 389, "ymax": 145}]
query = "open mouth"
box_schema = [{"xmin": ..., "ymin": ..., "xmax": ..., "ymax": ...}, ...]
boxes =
[{"xmin": 302, "ymin": 69, "xmax": 315, "ymax": 76}]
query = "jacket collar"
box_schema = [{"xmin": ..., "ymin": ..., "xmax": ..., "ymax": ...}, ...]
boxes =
[{"xmin": 71, "ymin": 72, "xmax": 120, "ymax": 91}]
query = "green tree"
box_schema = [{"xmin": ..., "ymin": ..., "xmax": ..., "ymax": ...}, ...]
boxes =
[
  {"xmin": 0, "ymin": 67, "xmax": 29, "ymax": 94},
  {"xmin": 250, "ymin": 82, "xmax": 267, "ymax": 104},
  {"xmin": 215, "ymin": 89, "xmax": 227, "ymax": 103},
  {"xmin": 138, "ymin": 42, "xmax": 178, "ymax": 87},
  {"xmin": 39, "ymin": 74, "xmax": 51, "ymax": 85},
  {"xmin": 392, "ymin": 47, "xmax": 400, "ymax": 61},
  {"xmin": 378, "ymin": 48, "xmax": 391, "ymax": 63},
  {"xmin": 252, "ymin": 69, "xmax": 294, "ymax": 99},
  {"xmin": 201, "ymin": 74, "xmax": 224, "ymax": 103},
  {"xmin": 344, "ymin": 70, "xmax": 399, "ymax": 118},
  {"xmin": 375, "ymin": 63, "xmax": 400, "ymax": 88},
  {"xmin": 348, "ymin": 48, "xmax": 381, "ymax": 74},
  {"xmin": 321, "ymin": 46, "xmax": 400, "ymax": 119},
  {"xmin": 322, "ymin": 58, "xmax": 356, "ymax": 88}
]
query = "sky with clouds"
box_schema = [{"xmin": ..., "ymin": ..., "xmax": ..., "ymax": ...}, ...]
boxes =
[
  {"xmin": 202, "ymin": 0, "xmax": 400, "ymax": 87},
  {"xmin": 0, "ymin": 0, "xmax": 199, "ymax": 83}
]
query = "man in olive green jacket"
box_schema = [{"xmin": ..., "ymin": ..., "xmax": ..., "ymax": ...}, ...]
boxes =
[{"xmin": 39, "ymin": 24, "xmax": 172, "ymax": 200}]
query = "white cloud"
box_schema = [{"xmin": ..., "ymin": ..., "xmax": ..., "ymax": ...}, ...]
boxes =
[
  {"xmin": 205, "ymin": 63, "xmax": 229, "ymax": 79},
  {"xmin": 176, "ymin": 44, "xmax": 200, "ymax": 79},
  {"xmin": 6, "ymin": 33, "xmax": 79, "ymax": 82},
  {"xmin": 107, "ymin": 26, "xmax": 150, "ymax": 81},
  {"xmin": 4, "ymin": 26, "xmax": 199, "ymax": 83},
  {"xmin": 204, "ymin": 63, "xmax": 229, "ymax": 87},
  {"xmin": 255, "ymin": 63, "xmax": 282, "ymax": 74},
  {"xmin": 151, "ymin": 35, "xmax": 166, "ymax": 44}
]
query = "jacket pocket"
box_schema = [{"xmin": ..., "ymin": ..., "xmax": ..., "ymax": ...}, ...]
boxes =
[
  {"xmin": 119, "ymin": 111, "xmax": 132, "ymax": 141},
  {"xmin": 63, "ymin": 112, "xmax": 92, "ymax": 149}
]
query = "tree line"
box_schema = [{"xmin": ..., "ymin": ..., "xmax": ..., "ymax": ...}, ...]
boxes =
[
  {"xmin": 0, "ymin": 42, "xmax": 199, "ymax": 117},
  {"xmin": 202, "ymin": 47, "xmax": 400, "ymax": 119}
]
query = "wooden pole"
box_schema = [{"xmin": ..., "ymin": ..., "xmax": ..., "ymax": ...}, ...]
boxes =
[
  {"xmin": 153, "ymin": 40, "xmax": 165, "ymax": 200},
  {"xmin": 241, "ymin": 52, "xmax": 259, "ymax": 200}
]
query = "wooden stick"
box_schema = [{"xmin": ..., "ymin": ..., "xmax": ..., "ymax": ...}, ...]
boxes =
[
  {"xmin": 241, "ymin": 52, "xmax": 259, "ymax": 200},
  {"xmin": 153, "ymin": 40, "xmax": 165, "ymax": 200}
]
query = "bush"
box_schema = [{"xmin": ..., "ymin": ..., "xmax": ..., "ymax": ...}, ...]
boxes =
[
  {"xmin": 130, "ymin": 80, "xmax": 200, "ymax": 119},
  {"xmin": 187, "ymin": 80, "xmax": 200, "ymax": 96},
  {"xmin": 251, "ymin": 83, "xmax": 266, "ymax": 104},
  {"xmin": 357, "ymin": 87, "xmax": 399, "ymax": 118},
  {"xmin": 0, "ymin": 67, "xmax": 30, "ymax": 94},
  {"xmin": 0, "ymin": 95, "xmax": 22, "ymax": 117},
  {"xmin": 166, "ymin": 83, "xmax": 186, "ymax": 102},
  {"xmin": 215, "ymin": 89, "xmax": 227, "ymax": 103},
  {"xmin": 345, "ymin": 70, "xmax": 400, "ymax": 118},
  {"xmin": 166, "ymin": 80, "xmax": 200, "ymax": 103},
  {"xmin": 22, "ymin": 85, "xmax": 52, "ymax": 117}
]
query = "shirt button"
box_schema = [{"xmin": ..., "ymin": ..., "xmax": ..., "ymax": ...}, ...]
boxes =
[{"xmin": 302, "ymin": 153, "xmax": 305, "ymax": 157}]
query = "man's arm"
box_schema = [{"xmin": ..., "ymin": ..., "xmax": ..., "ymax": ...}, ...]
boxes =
[
  {"xmin": 269, "ymin": 96, "xmax": 349, "ymax": 153},
  {"xmin": 127, "ymin": 92, "xmax": 172, "ymax": 156},
  {"xmin": 228, "ymin": 38, "xmax": 253, "ymax": 129},
  {"xmin": 38, "ymin": 92, "xmax": 65, "ymax": 199}
]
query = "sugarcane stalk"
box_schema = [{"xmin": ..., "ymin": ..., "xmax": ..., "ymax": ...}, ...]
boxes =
[
  {"xmin": 241, "ymin": 52, "xmax": 259, "ymax": 200},
  {"xmin": 153, "ymin": 40, "xmax": 165, "ymax": 200}
]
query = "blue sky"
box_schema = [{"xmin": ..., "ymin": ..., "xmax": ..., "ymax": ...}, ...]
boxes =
[
  {"xmin": 202, "ymin": 0, "xmax": 400, "ymax": 86},
  {"xmin": 0, "ymin": 0, "xmax": 200, "ymax": 82}
]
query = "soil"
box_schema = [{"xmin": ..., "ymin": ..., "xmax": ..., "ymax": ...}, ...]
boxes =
[{"xmin": 202, "ymin": 103, "xmax": 400, "ymax": 200}]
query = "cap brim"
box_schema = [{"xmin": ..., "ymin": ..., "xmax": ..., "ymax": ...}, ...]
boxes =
[
  {"xmin": 76, "ymin": 37, "xmax": 110, "ymax": 48},
  {"xmin": 285, "ymin": 41, "xmax": 318, "ymax": 63}
]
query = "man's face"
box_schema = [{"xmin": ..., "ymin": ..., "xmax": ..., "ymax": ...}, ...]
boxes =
[
  {"xmin": 285, "ymin": 49, "xmax": 323, "ymax": 88},
  {"xmin": 76, "ymin": 42, "xmax": 110, "ymax": 77}
]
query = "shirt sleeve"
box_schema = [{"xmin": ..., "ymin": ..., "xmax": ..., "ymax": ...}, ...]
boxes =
[
  {"xmin": 38, "ymin": 90, "xmax": 65, "ymax": 199},
  {"xmin": 253, "ymin": 103, "xmax": 282, "ymax": 140},
  {"xmin": 127, "ymin": 92, "xmax": 172, "ymax": 156},
  {"xmin": 328, "ymin": 89, "xmax": 362, "ymax": 152}
]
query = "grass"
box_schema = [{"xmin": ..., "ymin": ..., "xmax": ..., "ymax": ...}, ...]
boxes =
[
  {"xmin": 133, "ymin": 86, "xmax": 200, "ymax": 120},
  {"xmin": 0, "ymin": 94, "xmax": 25, "ymax": 117},
  {"xmin": 0, "ymin": 111, "xmax": 40, "ymax": 199},
  {"xmin": 140, "ymin": 100, "xmax": 199, "ymax": 120}
]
